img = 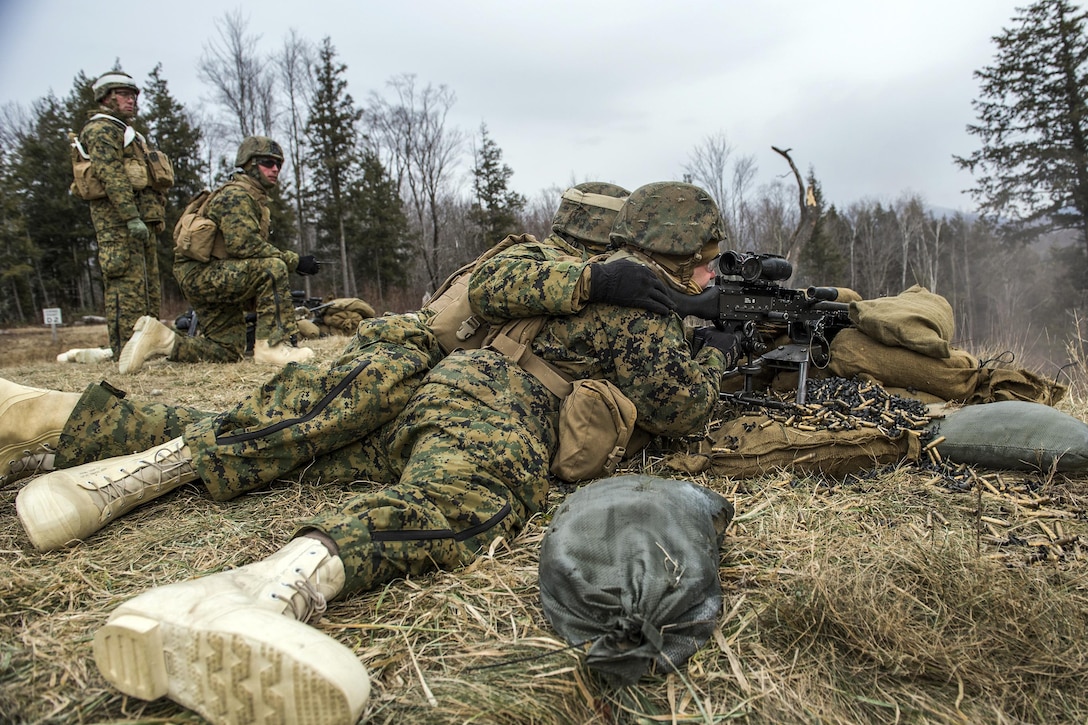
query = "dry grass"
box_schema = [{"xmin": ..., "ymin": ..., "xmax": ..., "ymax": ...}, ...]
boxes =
[{"xmin": 3, "ymin": 326, "xmax": 1088, "ymax": 723}]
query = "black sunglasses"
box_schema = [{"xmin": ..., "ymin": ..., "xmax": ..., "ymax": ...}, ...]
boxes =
[{"xmin": 257, "ymin": 158, "xmax": 282, "ymax": 169}]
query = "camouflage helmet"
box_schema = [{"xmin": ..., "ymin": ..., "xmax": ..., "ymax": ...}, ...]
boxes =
[
  {"xmin": 609, "ymin": 181, "xmax": 725, "ymax": 256},
  {"xmin": 235, "ymin": 136, "xmax": 285, "ymax": 168},
  {"xmin": 551, "ymin": 182, "xmax": 630, "ymax": 251},
  {"xmin": 92, "ymin": 71, "xmax": 139, "ymax": 102}
]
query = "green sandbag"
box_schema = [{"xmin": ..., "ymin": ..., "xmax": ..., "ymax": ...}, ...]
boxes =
[{"xmin": 927, "ymin": 401, "xmax": 1088, "ymax": 472}]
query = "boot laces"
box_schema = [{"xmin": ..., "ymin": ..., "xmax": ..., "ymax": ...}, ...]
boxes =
[
  {"xmin": 2, "ymin": 445, "xmax": 57, "ymax": 487},
  {"xmin": 276, "ymin": 576, "xmax": 329, "ymax": 622},
  {"xmin": 83, "ymin": 445, "xmax": 193, "ymax": 512}
]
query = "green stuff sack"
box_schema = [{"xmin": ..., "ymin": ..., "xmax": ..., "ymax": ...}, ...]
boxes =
[
  {"xmin": 539, "ymin": 475, "xmax": 734, "ymax": 686},
  {"xmin": 927, "ymin": 401, "xmax": 1088, "ymax": 472}
]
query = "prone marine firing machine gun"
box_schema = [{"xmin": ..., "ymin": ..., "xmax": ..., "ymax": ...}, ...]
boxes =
[{"xmin": 672, "ymin": 251, "xmax": 852, "ymax": 405}]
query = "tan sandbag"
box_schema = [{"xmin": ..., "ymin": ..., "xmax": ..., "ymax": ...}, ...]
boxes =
[
  {"xmin": 296, "ymin": 318, "xmax": 321, "ymax": 339},
  {"xmin": 320, "ymin": 298, "xmax": 376, "ymax": 336},
  {"xmin": 829, "ymin": 328, "xmax": 979, "ymax": 402},
  {"xmin": 849, "ymin": 285, "xmax": 954, "ymax": 359},
  {"xmin": 663, "ymin": 413, "xmax": 921, "ymax": 479},
  {"xmin": 969, "ymin": 367, "xmax": 1067, "ymax": 406},
  {"xmin": 882, "ymin": 386, "xmax": 948, "ymax": 405}
]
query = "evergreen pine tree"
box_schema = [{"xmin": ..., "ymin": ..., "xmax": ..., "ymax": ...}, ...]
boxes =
[
  {"xmin": 305, "ymin": 37, "xmax": 363, "ymax": 296},
  {"xmin": 139, "ymin": 64, "xmax": 207, "ymax": 302},
  {"xmin": 14, "ymin": 89, "xmax": 98, "ymax": 316},
  {"xmin": 955, "ymin": 0, "xmax": 1088, "ymax": 253},
  {"xmin": 470, "ymin": 123, "xmax": 525, "ymax": 255}
]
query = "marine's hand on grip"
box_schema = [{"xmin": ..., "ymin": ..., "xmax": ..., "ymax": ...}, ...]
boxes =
[{"xmin": 587, "ymin": 259, "xmax": 676, "ymax": 316}]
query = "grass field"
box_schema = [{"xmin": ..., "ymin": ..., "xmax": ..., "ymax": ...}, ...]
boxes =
[{"xmin": 2, "ymin": 324, "xmax": 1088, "ymax": 724}]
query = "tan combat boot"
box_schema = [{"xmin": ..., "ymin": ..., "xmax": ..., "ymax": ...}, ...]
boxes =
[
  {"xmin": 15, "ymin": 436, "xmax": 195, "ymax": 550},
  {"xmin": 93, "ymin": 537, "xmax": 369, "ymax": 725},
  {"xmin": 0, "ymin": 377, "xmax": 79, "ymax": 487},
  {"xmin": 119, "ymin": 316, "xmax": 178, "ymax": 374},
  {"xmin": 4, "ymin": 449, "xmax": 57, "ymax": 486},
  {"xmin": 253, "ymin": 339, "xmax": 315, "ymax": 365}
]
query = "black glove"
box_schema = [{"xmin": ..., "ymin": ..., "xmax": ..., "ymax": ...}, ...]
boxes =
[
  {"xmin": 587, "ymin": 259, "xmax": 676, "ymax": 315},
  {"xmin": 692, "ymin": 326, "xmax": 741, "ymax": 366},
  {"xmin": 296, "ymin": 255, "xmax": 320, "ymax": 276}
]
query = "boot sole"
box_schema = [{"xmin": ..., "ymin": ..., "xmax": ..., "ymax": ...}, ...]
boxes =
[{"xmin": 94, "ymin": 610, "xmax": 367, "ymax": 725}]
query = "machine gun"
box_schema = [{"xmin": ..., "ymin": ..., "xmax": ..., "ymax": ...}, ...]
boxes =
[{"xmin": 672, "ymin": 251, "xmax": 853, "ymax": 405}]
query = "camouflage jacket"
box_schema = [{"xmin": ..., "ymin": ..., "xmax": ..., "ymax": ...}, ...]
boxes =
[
  {"xmin": 467, "ymin": 232, "xmax": 596, "ymax": 322},
  {"xmin": 80, "ymin": 108, "xmax": 164, "ymax": 226},
  {"xmin": 470, "ymin": 243, "xmax": 726, "ymax": 437},
  {"xmin": 203, "ymin": 174, "xmax": 299, "ymax": 269}
]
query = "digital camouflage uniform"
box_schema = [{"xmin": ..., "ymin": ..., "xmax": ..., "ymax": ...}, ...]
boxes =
[
  {"xmin": 52, "ymin": 242, "xmax": 725, "ymax": 597},
  {"xmin": 172, "ymin": 174, "xmax": 301, "ymax": 362},
  {"xmin": 54, "ymin": 232, "xmax": 594, "ymax": 478},
  {"xmin": 81, "ymin": 110, "xmax": 166, "ymax": 356},
  {"xmin": 313, "ymin": 254, "xmax": 727, "ymax": 596}
]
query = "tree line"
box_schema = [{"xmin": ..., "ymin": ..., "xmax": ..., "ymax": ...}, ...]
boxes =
[{"xmin": 1, "ymin": 1, "xmax": 1086, "ymax": 372}]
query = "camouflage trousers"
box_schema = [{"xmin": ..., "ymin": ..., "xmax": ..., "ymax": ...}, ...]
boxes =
[
  {"xmin": 93, "ymin": 222, "xmax": 162, "ymax": 357},
  {"xmin": 55, "ymin": 381, "xmax": 212, "ymax": 468},
  {"xmin": 172, "ymin": 256, "xmax": 299, "ymax": 362},
  {"xmin": 56, "ymin": 338, "xmax": 558, "ymax": 597},
  {"xmin": 308, "ymin": 349, "xmax": 559, "ymax": 595}
]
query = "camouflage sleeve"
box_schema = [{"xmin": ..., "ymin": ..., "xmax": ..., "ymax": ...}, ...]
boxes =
[
  {"xmin": 207, "ymin": 186, "xmax": 286, "ymax": 260},
  {"xmin": 468, "ymin": 241, "xmax": 590, "ymax": 322},
  {"xmin": 82, "ymin": 120, "xmax": 139, "ymax": 220},
  {"xmin": 592, "ymin": 308, "xmax": 726, "ymax": 437},
  {"xmin": 532, "ymin": 301, "xmax": 726, "ymax": 437}
]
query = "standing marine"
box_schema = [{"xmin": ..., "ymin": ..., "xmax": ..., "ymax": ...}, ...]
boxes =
[{"xmin": 78, "ymin": 71, "xmax": 171, "ymax": 358}]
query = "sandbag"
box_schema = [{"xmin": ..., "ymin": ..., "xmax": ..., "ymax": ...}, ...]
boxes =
[
  {"xmin": 969, "ymin": 367, "xmax": 1067, "ymax": 406},
  {"xmin": 927, "ymin": 401, "xmax": 1088, "ymax": 472},
  {"xmin": 849, "ymin": 285, "xmax": 954, "ymax": 359},
  {"xmin": 539, "ymin": 475, "xmax": 734, "ymax": 687},
  {"xmin": 829, "ymin": 328, "xmax": 980, "ymax": 401},
  {"xmin": 319, "ymin": 298, "xmax": 376, "ymax": 336},
  {"xmin": 666, "ymin": 412, "xmax": 922, "ymax": 478}
]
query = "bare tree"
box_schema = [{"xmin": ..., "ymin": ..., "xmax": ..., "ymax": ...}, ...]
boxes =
[
  {"xmin": 198, "ymin": 10, "xmax": 276, "ymax": 141},
  {"xmin": 745, "ymin": 180, "xmax": 797, "ymax": 257},
  {"xmin": 274, "ymin": 29, "xmax": 315, "ymax": 293},
  {"xmin": 844, "ymin": 200, "xmax": 900, "ymax": 298},
  {"xmin": 770, "ymin": 146, "xmax": 818, "ymax": 265},
  {"xmin": 893, "ymin": 193, "xmax": 944, "ymax": 293},
  {"xmin": 520, "ymin": 185, "xmax": 564, "ymax": 241},
  {"xmin": 893, "ymin": 194, "xmax": 927, "ymax": 292},
  {"xmin": 683, "ymin": 131, "xmax": 756, "ymax": 245},
  {"xmin": 367, "ymin": 74, "xmax": 465, "ymax": 290}
]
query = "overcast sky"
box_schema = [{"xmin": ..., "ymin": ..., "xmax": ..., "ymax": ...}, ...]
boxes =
[{"xmin": 0, "ymin": 0, "xmax": 1059, "ymax": 213}]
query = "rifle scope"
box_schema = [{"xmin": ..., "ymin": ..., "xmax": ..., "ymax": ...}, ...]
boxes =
[{"xmin": 718, "ymin": 251, "xmax": 793, "ymax": 283}]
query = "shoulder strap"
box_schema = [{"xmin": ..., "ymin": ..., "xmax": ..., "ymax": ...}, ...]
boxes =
[
  {"xmin": 485, "ymin": 317, "xmax": 573, "ymax": 399},
  {"xmin": 86, "ymin": 113, "xmax": 143, "ymax": 148}
]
